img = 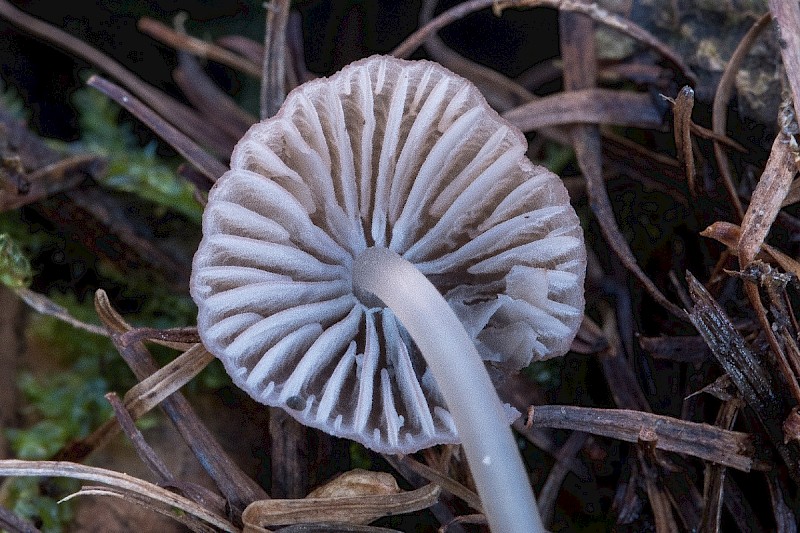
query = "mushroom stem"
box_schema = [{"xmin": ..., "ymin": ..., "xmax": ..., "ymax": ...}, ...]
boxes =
[{"xmin": 352, "ymin": 246, "xmax": 545, "ymax": 533}]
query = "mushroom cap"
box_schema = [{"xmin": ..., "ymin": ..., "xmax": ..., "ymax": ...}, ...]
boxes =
[{"xmin": 190, "ymin": 55, "xmax": 586, "ymax": 454}]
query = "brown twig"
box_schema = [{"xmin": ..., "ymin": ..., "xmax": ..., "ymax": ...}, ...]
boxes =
[
  {"xmin": 137, "ymin": 16, "xmax": 261, "ymax": 77},
  {"xmin": 393, "ymin": 0, "xmax": 695, "ymax": 84},
  {"xmin": 502, "ymin": 88, "xmax": 664, "ymax": 131},
  {"xmin": 87, "ymin": 75, "xmax": 228, "ymax": 182},
  {"xmin": 769, "ymin": 1, "xmax": 800, "ymax": 114},
  {"xmin": 536, "ymin": 431, "xmax": 588, "ymax": 526},
  {"xmin": 92, "ymin": 290, "xmax": 269, "ymax": 519},
  {"xmin": 0, "ymin": 0, "xmax": 235, "ymax": 157},
  {"xmin": 636, "ymin": 429, "xmax": 680, "ymax": 532},
  {"xmin": 261, "ymin": 0, "xmax": 291, "ymax": 120},
  {"xmin": 712, "ymin": 11, "xmax": 771, "ymax": 221},
  {"xmin": 105, "ymin": 392, "xmax": 174, "ymax": 483},
  {"xmin": 170, "ymin": 13, "xmax": 256, "ymax": 140},
  {"xmin": 668, "ymin": 86, "xmax": 697, "ymax": 194},
  {"xmin": 526, "ymin": 405, "xmax": 755, "ymax": 471},
  {"xmin": 686, "ymin": 271, "xmax": 800, "ymax": 481}
]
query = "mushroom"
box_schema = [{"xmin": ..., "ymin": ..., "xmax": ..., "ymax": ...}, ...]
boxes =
[{"xmin": 191, "ymin": 55, "xmax": 586, "ymax": 532}]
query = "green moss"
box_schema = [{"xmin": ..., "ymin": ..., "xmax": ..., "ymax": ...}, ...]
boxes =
[
  {"xmin": 4, "ymin": 477, "xmax": 77, "ymax": 533},
  {"xmin": 0, "ymin": 233, "xmax": 32, "ymax": 288},
  {"xmin": 71, "ymin": 88, "xmax": 202, "ymax": 224},
  {"xmin": 2, "ymin": 357, "xmax": 110, "ymax": 532},
  {"xmin": 6, "ymin": 358, "xmax": 112, "ymax": 460},
  {"xmin": 348, "ymin": 442, "xmax": 373, "ymax": 471}
]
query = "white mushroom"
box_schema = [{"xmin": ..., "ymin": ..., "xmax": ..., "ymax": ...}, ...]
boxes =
[{"xmin": 191, "ymin": 55, "xmax": 585, "ymax": 533}]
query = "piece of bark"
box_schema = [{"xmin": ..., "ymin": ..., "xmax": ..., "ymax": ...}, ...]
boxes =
[
  {"xmin": 526, "ymin": 405, "xmax": 754, "ymax": 471},
  {"xmin": 738, "ymin": 134, "xmax": 796, "ymax": 267},
  {"xmin": 686, "ymin": 271, "xmax": 800, "ymax": 481},
  {"xmin": 638, "ymin": 335, "xmax": 710, "ymax": 364},
  {"xmin": 636, "ymin": 428, "xmax": 680, "ymax": 533}
]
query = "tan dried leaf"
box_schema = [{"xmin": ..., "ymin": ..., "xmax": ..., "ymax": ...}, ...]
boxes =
[
  {"xmin": 242, "ymin": 482, "xmax": 440, "ymax": 528},
  {"xmin": 738, "ymin": 135, "xmax": 795, "ymax": 266},
  {"xmin": 701, "ymin": 221, "xmax": 800, "ymax": 280},
  {"xmin": 306, "ymin": 469, "xmax": 400, "ymax": 499}
]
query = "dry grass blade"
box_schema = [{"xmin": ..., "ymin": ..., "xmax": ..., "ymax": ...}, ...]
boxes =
[
  {"xmin": 699, "ymin": 395, "xmax": 742, "ymax": 533},
  {"xmin": 502, "ymin": 88, "xmax": 664, "ymax": 130},
  {"xmin": 701, "ymin": 221, "xmax": 800, "ymax": 279},
  {"xmin": 95, "ymin": 290, "xmax": 198, "ymax": 349},
  {"xmin": 737, "ymin": 134, "xmax": 796, "ymax": 266},
  {"xmin": 577, "ymin": 128, "xmax": 684, "ymax": 319},
  {"xmin": 712, "ymin": 11, "xmax": 771, "ymax": 221},
  {"xmin": 272, "ymin": 524, "xmax": 402, "ymax": 533},
  {"xmin": 0, "ymin": 153, "xmax": 102, "ymax": 211},
  {"xmin": 174, "ymin": 49, "xmax": 256, "ymax": 141},
  {"xmin": 394, "ymin": 455, "xmax": 482, "ymax": 512},
  {"xmin": 0, "ymin": 0, "xmax": 234, "ymax": 157},
  {"xmin": 557, "ymin": 5, "xmax": 684, "ymax": 320},
  {"xmin": 0, "ymin": 504, "xmax": 39, "ymax": 533},
  {"xmin": 94, "ymin": 288, "xmax": 132, "ymax": 332},
  {"xmin": 686, "ymin": 271, "xmax": 800, "ymax": 480},
  {"xmin": 261, "ymin": 0, "xmax": 290, "ymax": 119},
  {"xmin": 668, "ymin": 86, "xmax": 697, "ymax": 193},
  {"xmin": 93, "ymin": 289, "xmax": 270, "ymax": 515},
  {"xmin": 105, "ymin": 392, "xmax": 173, "ymax": 482},
  {"xmin": 62, "ymin": 486, "xmax": 216, "ymax": 533},
  {"xmin": 13, "ymin": 287, "xmax": 108, "ymax": 337},
  {"xmin": 0, "ymin": 460, "xmax": 236, "ymax": 532},
  {"xmin": 769, "ymin": 0, "xmax": 800, "ymax": 113},
  {"xmin": 121, "ymin": 343, "xmax": 214, "ymax": 421},
  {"xmin": 525, "ymin": 405, "xmax": 754, "ymax": 471},
  {"xmin": 418, "ymin": 0, "xmax": 535, "ymax": 112},
  {"xmin": 242, "ymin": 484, "xmax": 440, "ymax": 528},
  {"xmin": 536, "ymin": 431, "xmax": 588, "ymax": 526},
  {"xmin": 87, "ymin": 75, "xmax": 228, "ymax": 182},
  {"xmin": 119, "ymin": 326, "xmax": 200, "ymax": 350},
  {"xmin": 137, "ymin": 16, "xmax": 261, "ymax": 77},
  {"xmin": 636, "ymin": 430, "xmax": 680, "ymax": 532},
  {"xmin": 392, "ymin": 0, "xmax": 696, "ymax": 83}
]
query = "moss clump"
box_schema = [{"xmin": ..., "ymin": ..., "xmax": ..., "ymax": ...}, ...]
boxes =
[{"xmin": 0, "ymin": 233, "xmax": 32, "ymax": 289}]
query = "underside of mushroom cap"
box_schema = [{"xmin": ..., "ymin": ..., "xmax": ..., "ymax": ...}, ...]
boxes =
[{"xmin": 191, "ymin": 55, "xmax": 586, "ymax": 454}]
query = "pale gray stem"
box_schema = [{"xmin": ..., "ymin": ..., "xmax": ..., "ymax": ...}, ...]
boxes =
[{"xmin": 352, "ymin": 246, "xmax": 544, "ymax": 533}]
